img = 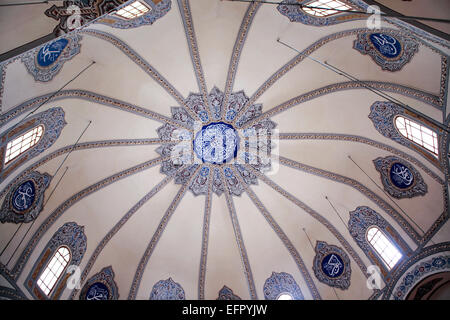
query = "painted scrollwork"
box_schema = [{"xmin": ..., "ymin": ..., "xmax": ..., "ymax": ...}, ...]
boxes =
[
  {"xmin": 0, "ymin": 171, "xmax": 51, "ymax": 224},
  {"xmin": 373, "ymin": 156, "xmax": 427, "ymax": 199}
]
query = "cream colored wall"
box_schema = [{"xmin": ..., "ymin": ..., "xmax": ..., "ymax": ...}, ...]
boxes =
[{"xmin": 0, "ymin": 1, "xmax": 54, "ymax": 55}]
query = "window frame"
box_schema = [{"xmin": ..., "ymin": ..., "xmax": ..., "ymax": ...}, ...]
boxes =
[
  {"xmin": 301, "ymin": 0, "xmax": 355, "ymax": 18},
  {"xmin": 113, "ymin": 0, "xmax": 152, "ymax": 20},
  {"xmin": 394, "ymin": 115, "xmax": 439, "ymax": 158},
  {"xmin": 366, "ymin": 226, "xmax": 402, "ymax": 270},
  {"xmin": 4, "ymin": 124, "xmax": 45, "ymax": 166},
  {"xmin": 36, "ymin": 245, "xmax": 72, "ymax": 297}
]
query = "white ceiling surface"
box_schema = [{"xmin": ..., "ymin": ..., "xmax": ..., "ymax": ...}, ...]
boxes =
[
  {"xmin": 0, "ymin": 0, "xmax": 449, "ymax": 300},
  {"xmin": 0, "ymin": 1, "xmax": 54, "ymax": 55}
]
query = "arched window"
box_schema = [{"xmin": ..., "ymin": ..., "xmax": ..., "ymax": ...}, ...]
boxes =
[
  {"xmin": 367, "ymin": 226, "xmax": 402, "ymax": 270},
  {"xmin": 36, "ymin": 246, "xmax": 71, "ymax": 296},
  {"xmin": 302, "ymin": 0, "xmax": 354, "ymax": 17},
  {"xmin": 395, "ymin": 116, "xmax": 439, "ymax": 157},
  {"xmin": 4, "ymin": 125, "xmax": 44, "ymax": 165},
  {"xmin": 277, "ymin": 293, "xmax": 294, "ymax": 300}
]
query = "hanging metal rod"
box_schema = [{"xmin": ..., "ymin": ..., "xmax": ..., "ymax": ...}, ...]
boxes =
[
  {"xmin": 0, "ymin": 1, "xmax": 64, "ymax": 6},
  {"xmin": 276, "ymin": 38, "xmax": 450, "ymax": 133},
  {"xmin": 225, "ymin": 0, "xmax": 450, "ymax": 24}
]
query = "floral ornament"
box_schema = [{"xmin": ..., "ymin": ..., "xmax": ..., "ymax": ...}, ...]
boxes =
[
  {"xmin": 0, "ymin": 107, "xmax": 67, "ymax": 183},
  {"xmin": 217, "ymin": 286, "xmax": 241, "ymax": 300},
  {"xmin": 368, "ymin": 101, "xmax": 408, "ymax": 146},
  {"xmin": 156, "ymin": 87, "xmax": 276, "ymax": 197},
  {"xmin": 96, "ymin": 0, "xmax": 172, "ymax": 29},
  {"xmin": 21, "ymin": 33, "xmax": 82, "ymax": 82},
  {"xmin": 393, "ymin": 255, "xmax": 449, "ymax": 300},
  {"xmin": 353, "ymin": 30, "xmax": 419, "ymax": 71},
  {"xmin": 263, "ymin": 272, "xmax": 304, "ymax": 300},
  {"xmin": 79, "ymin": 266, "xmax": 119, "ymax": 300},
  {"xmin": 373, "ymin": 156, "xmax": 427, "ymax": 199},
  {"xmin": 48, "ymin": 222, "xmax": 87, "ymax": 265},
  {"xmin": 277, "ymin": 0, "xmax": 365, "ymax": 26},
  {"xmin": 312, "ymin": 241, "xmax": 351, "ymax": 290},
  {"xmin": 149, "ymin": 278, "xmax": 185, "ymax": 300},
  {"xmin": 0, "ymin": 171, "xmax": 51, "ymax": 224}
]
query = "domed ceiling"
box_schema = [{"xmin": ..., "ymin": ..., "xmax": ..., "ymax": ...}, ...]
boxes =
[{"xmin": 0, "ymin": 0, "xmax": 449, "ymax": 300}]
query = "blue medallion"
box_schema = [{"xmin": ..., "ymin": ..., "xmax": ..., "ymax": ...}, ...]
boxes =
[
  {"xmin": 321, "ymin": 253, "xmax": 344, "ymax": 278},
  {"xmin": 85, "ymin": 282, "xmax": 110, "ymax": 300},
  {"xmin": 389, "ymin": 162, "xmax": 414, "ymax": 189},
  {"xmin": 12, "ymin": 180, "xmax": 36, "ymax": 212},
  {"xmin": 36, "ymin": 38, "xmax": 69, "ymax": 67},
  {"xmin": 193, "ymin": 122, "xmax": 239, "ymax": 164},
  {"xmin": 369, "ymin": 33, "xmax": 402, "ymax": 59}
]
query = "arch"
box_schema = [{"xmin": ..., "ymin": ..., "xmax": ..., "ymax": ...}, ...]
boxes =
[
  {"xmin": 366, "ymin": 226, "xmax": 402, "ymax": 270},
  {"xmin": 36, "ymin": 246, "xmax": 71, "ymax": 296},
  {"xmin": 25, "ymin": 222, "xmax": 86, "ymax": 300},
  {"xmin": 394, "ymin": 115, "xmax": 439, "ymax": 157},
  {"xmin": 348, "ymin": 206, "xmax": 411, "ymax": 278}
]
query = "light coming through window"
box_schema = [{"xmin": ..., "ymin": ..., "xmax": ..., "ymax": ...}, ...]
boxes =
[
  {"xmin": 37, "ymin": 246, "xmax": 71, "ymax": 296},
  {"xmin": 4, "ymin": 125, "xmax": 44, "ymax": 165},
  {"xmin": 367, "ymin": 227, "xmax": 402, "ymax": 270}
]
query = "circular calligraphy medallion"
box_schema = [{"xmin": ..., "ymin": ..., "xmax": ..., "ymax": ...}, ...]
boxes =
[
  {"xmin": 37, "ymin": 38, "xmax": 69, "ymax": 67},
  {"xmin": 193, "ymin": 122, "xmax": 239, "ymax": 164},
  {"xmin": 11, "ymin": 180, "xmax": 36, "ymax": 213},
  {"xmin": 85, "ymin": 282, "xmax": 110, "ymax": 300},
  {"xmin": 369, "ymin": 33, "xmax": 402, "ymax": 59},
  {"xmin": 321, "ymin": 253, "xmax": 345, "ymax": 278},
  {"xmin": 389, "ymin": 162, "xmax": 414, "ymax": 189}
]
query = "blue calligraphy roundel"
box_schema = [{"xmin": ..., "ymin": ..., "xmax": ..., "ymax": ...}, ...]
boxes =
[
  {"xmin": 193, "ymin": 122, "xmax": 239, "ymax": 164},
  {"xmin": 36, "ymin": 38, "xmax": 69, "ymax": 67},
  {"xmin": 85, "ymin": 282, "xmax": 110, "ymax": 300},
  {"xmin": 369, "ymin": 33, "xmax": 402, "ymax": 59},
  {"xmin": 390, "ymin": 162, "xmax": 414, "ymax": 189},
  {"xmin": 321, "ymin": 253, "xmax": 344, "ymax": 278},
  {"xmin": 12, "ymin": 180, "xmax": 36, "ymax": 212}
]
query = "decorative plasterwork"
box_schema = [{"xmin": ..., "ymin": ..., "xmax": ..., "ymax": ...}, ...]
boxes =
[
  {"xmin": 156, "ymin": 87, "xmax": 275, "ymax": 197},
  {"xmin": 96, "ymin": 0, "xmax": 172, "ymax": 29},
  {"xmin": 0, "ymin": 107, "xmax": 66, "ymax": 183},
  {"xmin": 313, "ymin": 241, "xmax": 351, "ymax": 290},
  {"xmin": 45, "ymin": 0, "xmax": 113, "ymax": 35},
  {"xmin": 368, "ymin": 101, "xmax": 440, "ymax": 164},
  {"xmin": 382, "ymin": 242, "xmax": 450, "ymax": 299},
  {"xmin": 21, "ymin": 34, "xmax": 82, "ymax": 82},
  {"xmin": 353, "ymin": 31, "xmax": 419, "ymax": 71},
  {"xmin": 25, "ymin": 222, "xmax": 87, "ymax": 300},
  {"xmin": 217, "ymin": 286, "xmax": 241, "ymax": 300},
  {"xmin": 149, "ymin": 278, "xmax": 185, "ymax": 300},
  {"xmin": 277, "ymin": 0, "xmax": 365, "ymax": 26},
  {"xmin": 263, "ymin": 272, "xmax": 304, "ymax": 300},
  {"xmin": 391, "ymin": 254, "xmax": 449, "ymax": 300},
  {"xmin": 374, "ymin": 156, "xmax": 427, "ymax": 199},
  {"xmin": 79, "ymin": 266, "xmax": 119, "ymax": 300},
  {"xmin": 0, "ymin": 171, "xmax": 51, "ymax": 224},
  {"xmin": 348, "ymin": 206, "xmax": 410, "ymax": 276}
]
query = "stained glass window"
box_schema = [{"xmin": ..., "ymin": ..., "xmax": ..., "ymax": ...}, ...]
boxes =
[
  {"xmin": 37, "ymin": 246, "xmax": 71, "ymax": 296},
  {"xmin": 367, "ymin": 227, "xmax": 402, "ymax": 270},
  {"xmin": 4, "ymin": 125, "xmax": 44, "ymax": 165},
  {"xmin": 302, "ymin": 0, "xmax": 354, "ymax": 17}
]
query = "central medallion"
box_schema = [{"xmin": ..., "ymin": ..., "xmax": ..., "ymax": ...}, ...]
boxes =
[{"xmin": 193, "ymin": 122, "xmax": 239, "ymax": 164}]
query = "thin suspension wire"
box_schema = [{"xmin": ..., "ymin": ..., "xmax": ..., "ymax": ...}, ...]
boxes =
[
  {"xmin": 5, "ymin": 118, "xmax": 91, "ymax": 267},
  {"xmin": 276, "ymin": 39, "xmax": 450, "ymax": 133},
  {"xmin": 302, "ymin": 227, "xmax": 340, "ymax": 300},
  {"xmin": 225, "ymin": 0, "xmax": 450, "ymax": 24},
  {"xmin": 325, "ymin": 195, "xmax": 349, "ymax": 231},
  {"xmin": 347, "ymin": 155, "xmax": 432, "ymax": 240},
  {"xmin": 0, "ymin": 224, "xmax": 22, "ymax": 257},
  {"xmin": 6, "ymin": 166, "xmax": 69, "ymax": 267},
  {"xmin": 0, "ymin": 1, "xmax": 64, "ymax": 6}
]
